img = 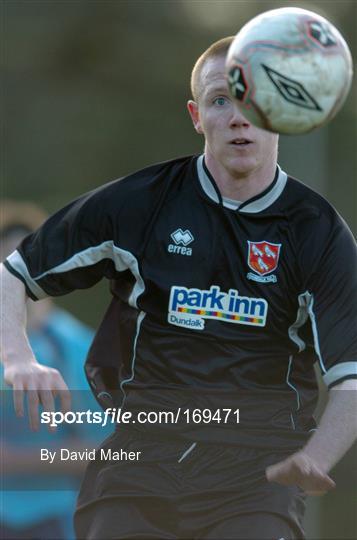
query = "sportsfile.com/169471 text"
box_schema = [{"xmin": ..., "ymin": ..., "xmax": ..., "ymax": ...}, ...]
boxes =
[{"xmin": 40, "ymin": 408, "xmax": 240, "ymax": 428}]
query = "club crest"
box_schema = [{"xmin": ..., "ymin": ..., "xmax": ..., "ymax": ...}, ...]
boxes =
[{"xmin": 247, "ymin": 241, "xmax": 281, "ymax": 283}]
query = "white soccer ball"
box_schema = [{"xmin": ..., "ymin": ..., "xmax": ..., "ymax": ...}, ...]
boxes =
[{"xmin": 226, "ymin": 7, "xmax": 353, "ymax": 134}]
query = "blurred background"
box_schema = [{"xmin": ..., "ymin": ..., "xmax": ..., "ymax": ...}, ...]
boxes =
[{"xmin": 2, "ymin": 1, "xmax": 356, "ymax": 539}]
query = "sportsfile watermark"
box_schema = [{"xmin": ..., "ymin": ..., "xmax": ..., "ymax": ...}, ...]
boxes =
[{"xmin": 41, "ymin": 407, "xmax": 240, "ymax": 427}]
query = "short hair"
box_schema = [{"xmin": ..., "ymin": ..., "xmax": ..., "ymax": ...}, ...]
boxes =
[{"xmin": 190, "ymin": 36, "xmax": 235, "ymax": 102}]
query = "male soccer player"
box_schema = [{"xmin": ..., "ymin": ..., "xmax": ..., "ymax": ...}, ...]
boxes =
[{"xmin": 1, "ymin": 37, "xmax": 356, "ymax": 540}]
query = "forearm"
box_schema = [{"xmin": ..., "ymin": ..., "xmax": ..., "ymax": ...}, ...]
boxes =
[
  {"xmin": 302, "ymin": 378, "xmax": 357, "ymax": 472},
  {"xmin": 0, "ymin": 263, "xmax": 36, "ymax": 367},
  {"xmin": 1, "ymin": 263, "xmax": 70, "ymax": 425},
  {"xmin": 266, "ymin": 378, "xmax": 356, "ymax": 493}
]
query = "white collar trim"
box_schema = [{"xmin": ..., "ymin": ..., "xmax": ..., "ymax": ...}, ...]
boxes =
[{"xmin": 196, "ymin": 154, "xmax": 287, "ymax": 213}]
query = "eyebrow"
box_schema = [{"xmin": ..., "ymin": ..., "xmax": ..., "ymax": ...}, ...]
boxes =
[{"xmin": 205, "ymin": 85, "xmax": 230, "ymax": 97}]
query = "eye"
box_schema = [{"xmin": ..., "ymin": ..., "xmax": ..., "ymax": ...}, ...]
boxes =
[{"xmin": 213, "ymin": 96, "xmax": 228, "ymax": 106}]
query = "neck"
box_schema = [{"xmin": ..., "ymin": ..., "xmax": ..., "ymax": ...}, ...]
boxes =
[{"xmin": 204, "ymin": 153, "xmax": 277, "ymax": 202}]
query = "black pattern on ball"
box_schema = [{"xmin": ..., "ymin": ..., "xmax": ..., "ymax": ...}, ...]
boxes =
[
  {"xmin": 262, "ymin": 64, "xmax": 323, "ymax": 111},
  {"xmin": 308, "ymin": 21, "xmax": 337, "ymax": 47},
  {"xmin": 228, "ymin": 65, "xmax": 248, "ymax": 101}
]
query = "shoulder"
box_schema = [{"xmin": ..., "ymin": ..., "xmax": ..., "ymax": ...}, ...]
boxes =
[
  {"xmin": 282, "ymin": 175, "xmax": 350, "ymax": 241},
  {"xmin": 281, "ymin": 176, "xmax": 356, "ymax": 280},
  {"xmin": 92, "ymin": 155, "xmax": 194, "ymax": 199},
  {"xmin": 284, "ymin": 176, "xmax": 336, "ymax": 219},
  {"xmin": 49, "ymin": 155, "xmax": 195, "ymax": 237},
  {"xmin": 72, "ymin": 155, "xmax": 196, "ymax": 222}
]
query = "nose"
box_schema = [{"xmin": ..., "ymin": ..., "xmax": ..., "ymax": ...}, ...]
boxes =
[{"xmin": 229, "ymin": 104, "xmax": 250, "ymax": 128}]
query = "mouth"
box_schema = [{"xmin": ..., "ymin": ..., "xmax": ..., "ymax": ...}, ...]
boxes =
[{"xmin": 230, "ymin": 138, "xmax": 253, "ymax": 147}]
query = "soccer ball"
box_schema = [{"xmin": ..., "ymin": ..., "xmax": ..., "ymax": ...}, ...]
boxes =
[{"xmin": 226, "ymin": 7, "xmax": 353, "ymax": 134}]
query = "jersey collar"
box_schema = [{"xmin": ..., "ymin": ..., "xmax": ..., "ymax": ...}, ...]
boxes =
[{"xmin": 196, "ymin": 154, "xmax": 287, "ymax": 213}]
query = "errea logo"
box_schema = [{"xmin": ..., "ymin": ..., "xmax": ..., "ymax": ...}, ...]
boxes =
[{"xmin": 168, "ymin": 228, "xmax": 194, "ymax": 256}]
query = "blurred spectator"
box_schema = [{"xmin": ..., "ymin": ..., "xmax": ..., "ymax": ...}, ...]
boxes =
[{"xmin": 0, "ymin": 200, "xmax": 106, "ymax": 540}]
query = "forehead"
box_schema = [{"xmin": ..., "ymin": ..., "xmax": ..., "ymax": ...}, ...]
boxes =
[{"xmin": 199, "ymin": 55, "xmax": 228, "ymax": 97}]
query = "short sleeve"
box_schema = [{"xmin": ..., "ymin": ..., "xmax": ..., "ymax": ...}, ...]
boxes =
[
  {"xmin": 4, "ymin": 184, "xmax": 134, "ymax": 300},
  {"xmin": 301, "ymin": 211, "xmax": 357, "ymax": 389}
]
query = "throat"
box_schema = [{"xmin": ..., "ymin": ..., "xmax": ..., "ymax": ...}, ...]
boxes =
[{"xmin": 204, "ymin": 155, "xmax": 277, "ymax": 202}]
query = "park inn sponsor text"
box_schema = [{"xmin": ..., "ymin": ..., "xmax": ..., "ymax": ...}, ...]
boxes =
[{"xmin": 168, "ymin": 285, "xmax": 268, "ymax": 330}]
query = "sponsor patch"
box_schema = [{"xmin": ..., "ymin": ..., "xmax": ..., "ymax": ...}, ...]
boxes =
[{"xmin": 168, "ymin": 285, "xmax": 268, "ymax": 330}]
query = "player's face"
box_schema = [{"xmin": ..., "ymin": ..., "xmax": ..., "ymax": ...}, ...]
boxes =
[{"xmin": 188, "ymin": 56, "xmax": 278, "ymax": 179}]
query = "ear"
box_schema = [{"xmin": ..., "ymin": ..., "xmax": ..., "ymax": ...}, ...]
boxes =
[{"xmin": 187, "ymin": 100, "xmax": 203, "ymax": 134}]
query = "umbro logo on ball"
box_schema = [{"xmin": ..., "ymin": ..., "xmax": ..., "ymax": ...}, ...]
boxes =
[{"xmin": 262, "ymin": 65, "xmax": 322, "ymax": 111}]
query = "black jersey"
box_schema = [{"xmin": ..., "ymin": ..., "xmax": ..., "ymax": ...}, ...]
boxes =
[{"xmin": 5, "ymin": 155, "xmax": 357, "ymax": 447}]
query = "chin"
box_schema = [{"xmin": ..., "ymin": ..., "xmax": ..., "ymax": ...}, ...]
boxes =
[{"xmin": 225, "ymin": 158, "xmax": 256, "ymax": 178}]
